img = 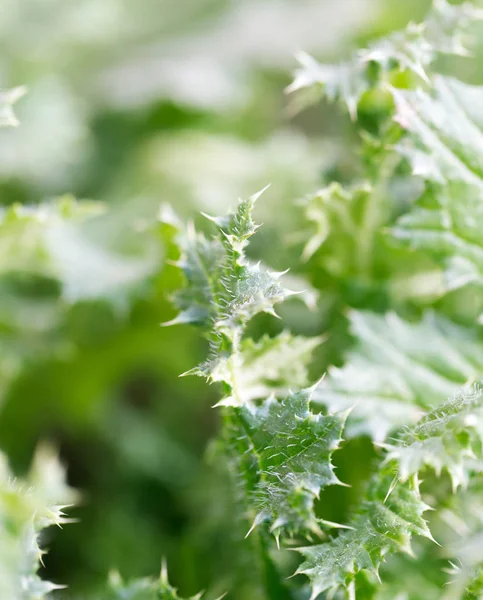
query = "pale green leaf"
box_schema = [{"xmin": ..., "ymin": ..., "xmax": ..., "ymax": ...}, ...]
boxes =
[
  {"xmin": 392, "ymin": 77, "xmax": 483, "ymax": 186},
  {"xmin": 168, "ymin": 190, "xmax": 307, "ymax": 407},
  {"xmin": 390, "ymin": 77, "xmax": 483, "ymax": 291},
  {"xmin": 435, "ymin": 477, "xmax": 483, "ymax": 598},
  {"xmin": 0, "ymin": 197, "xmax": 102, "ymax": 278},
  {"xmin": 296, "ymin": 471, "xmax": 432, "ymax": 599},
  {"xmin": 169, "ymin": 189, "xmax": 289, "ymax": 333},
  {"xmin": 0, "ymin": 446, "xmax": 77, "ymax": 599},
  {"xmin": 0, "ymin": 196, "xmax": 160, "ymax": 304},
  {"xmin": 288, "ymin": 0, "xmax": 482, "ymax": 117},
  {"xmin": 302, "ymin": 183, "xmax": 381, "ymax": 278},
  {"xmin": 106, "ymin": 568, "xmax": 207, "ymax": 600},
  {"xmin": 312, "ymin": 311, "xmax": 483, "ymax": 441},
  {"xmin": 298, "ymin": 386, "xmax": 483, "ymax": 599},
  {"xmin": 195, "ymin": 331, "xmax": 321, "ymax": 408},
  {"xmin": 384, "ymin": 386, "xmax": 483, "ymax": 490},
  {"xmin": 238, "ymin": 388, "xmax": 347, "ymax": 538}
]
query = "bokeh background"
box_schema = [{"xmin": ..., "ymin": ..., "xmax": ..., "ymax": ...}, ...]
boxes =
[{"xmin": 0, "ymin": 0, "xmax": 469, "ymax": 597}]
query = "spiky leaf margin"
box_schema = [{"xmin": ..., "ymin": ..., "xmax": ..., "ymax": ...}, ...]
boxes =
[
  {"xmin": 288, "ymin": 0, "xmax": 482, "ymax": 118},
  {"xmin": 238, "ymin": 387, "xmax": 348, "ymax": 540},
  {"xmin": 166, "ymin": 189, "xmax": 315, "ymax": 408},
  {"xmin": 106, "ymin": 564, "xmax": 217, "ymax": 600},
  {"xmin": 0, "ymin": 445, "xmax": 77, "ymax": 599},
  {"xmin": 312, "ymin": 310, "xmax": 483, "ymax": 442}
]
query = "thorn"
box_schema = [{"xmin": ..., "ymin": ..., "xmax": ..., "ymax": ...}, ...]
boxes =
[
  {"xmin": 179, "ymin": 367, "xmax": 202, "ymax": 378},
  {"xmin": 213, "ymin": 396, "xmax": 237, "ymax": 408},
  {"xmin": 426, "ymin": 529, "xmax": 441, "ymax": 547},
  {"xmin": 200, "ymin": 211, "xmax": 224, "ymax": 227},
  {"xmin": 249, "ymin": 184, "xmax": 271, "ymax": 203},
  {"xmin": 319, "ymin": 519, "xmax": 355, "ymax": 531},
  {"xmin": 272, "ymin": 268, "xmax": 290, "ymax": 279},
  {"xmin": 374, "ymin": 565, "xmax": 382, "ymax": 584},
  {"xmin": 264, "ymin": 306, "xmax": 281, "ymax": 320},
  {"xmin": 284, "ymin": 289, "xmax": 306, "ymax": 298},
  {"xmin": 307, "ymin": 374, "xmax": 326, "ymax": 397},
  {"xmin": 384, "ymin": 476, "xmax": 399, "ymax": 503},
  {"xmin": 245, "ymin": 521, "xmax": 257, "ymax": 539}
]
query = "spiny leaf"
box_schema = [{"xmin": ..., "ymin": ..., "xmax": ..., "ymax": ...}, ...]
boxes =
[
  {"xmin": 192, "ymin": 331, "xmax": 321, "ymax": 408},
  {"xmin": 390, "ymin": 76, "xmax": 483, "ymax": 291},
  {"xmin": 106, "ymin": 566, "xmax": 210, "ymax": 600},
  {"xmin": 0, "ymin": 86, "xmax": 26, "ymax": 127},
  {"xmin": 312, "ymin": 310, "xmax": 483, "ymax": 441},
  {"xmin": 298, "ymin": 386, "xmax": 483, "ymax": 599},
  {"xmin": 168, "ymin": 189, "xmax": 289, "ymax": 333},
  {"xmin": 301, "ymin": 183, "xmax": 380, "ymax": 277},
  {"xmin": 0, "ymin": 446, "xmax": 77, "ymax": 599},
  {"xmin": 383, "ymin": 386, "xmax": 483, "ymax": 491},
  {"xmin": 445, "ymin": 556, "xmax": 483, "ymax": 600},
  {"xmin": 463, "ymin": 566, "xmax": 483, "ymax": 600},
  {"xmin": 288, "ymin": 0, "xmax": 482, "ymax": 118},
  {"xmin": 296, "ymin": 470, "xmax": 432, "ymax": 599},
  {"xmin": 168, "ymin": 190, "xmax": 309, "ymax": 407},
  {"xmin": 435, "ymin": 477, "xmax": 483, "ymax": 598},
  {"xmin": 237, "ymin": 388, "xmax": 348, "ymax": 539},
  {"xmin": 167, "ymin": 222, "xmax": 226, "ymax": 328},
  {"xmin": 392, "ymin": 76, "xmax": 483, "ymax": 186}
]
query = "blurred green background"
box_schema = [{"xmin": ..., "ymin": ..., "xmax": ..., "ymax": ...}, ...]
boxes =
[{"xmin": 0, "ymin": 0, "xmax": 459, "ymax": 597}]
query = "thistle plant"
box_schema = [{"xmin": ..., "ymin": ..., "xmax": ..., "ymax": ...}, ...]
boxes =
[
  {"xmin": 5, "ymin": 1, "xmax": 483, "ymax": 598},
  {"xmin": 168, "ymin": 1, "xmax": 483, "ymax": 599}
]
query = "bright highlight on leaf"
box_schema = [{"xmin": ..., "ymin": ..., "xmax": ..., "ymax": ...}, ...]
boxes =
[{"xmin": 0, "ymin": 86, "xmax": 26, "ymax": 127}]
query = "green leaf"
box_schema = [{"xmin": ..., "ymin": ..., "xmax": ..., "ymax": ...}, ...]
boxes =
[
  {"xmin": 301, "ymin": 183, "xmax": 381, "ymax": 277},
  {"xmin": 0, "ymin": 196, "xmax": 160, "ymax": 304},
  {"xmin": 383, "ymin": 386, "xmax": 483, "ymax": 491},
  {"xmin": 169, "ymin": 225, "xmax": 226, "ymax": 328},
  {"xmin": 392, "ymin": 76, "xmax": 483, "ymax": 186},
  {"xmin": 390, "ymin": 77, "xmax": 483, "ymax": 291},
  {"xmin": 296, "ymin": 470, "xmax": 433, "ymax": 599},
  {"xmin": 446, "ymin": 556, "xmax": 483, "ymax": 600},
  {"xmin": 288, "ymin": 0, "xmax": 482, "ymax": 118},
  {"xmin": 106, "ymin": 567, "xmax": 208, "ymax": 600},
  {"xmin": 297, "ymin": 386, "xmax": 483, "ymax": 599},
  {"xmin": 312, "ymin": 311, "xmax": 483, "ymax": 441},
  {"xmin": 434, "ymin": 477, "xmax": 483, "ymax": 598},
  {"xmin": 168, "ymin": 189, "xmax": 289, "ymax": 332},
  {"xmin": 196, "ymin": 331, "xmax": 321, "ymax": 408},
  {"xmin": 0, "ymin": 445, "xmax": 77, "ymax": 599},
  {"xmin": 464, "ymin": 567, "xmax": 483, "ymax": 599},
  {"xmin": 168, "ymin": 190, "xmax": 308, "ymax": 407},
  {"xmin": 238, "ymin": 388, "xmax": 348, "ymax": 539},
  {"xmin": 0, "ymin": 197, "xmax": 102, "ymax": 278}
]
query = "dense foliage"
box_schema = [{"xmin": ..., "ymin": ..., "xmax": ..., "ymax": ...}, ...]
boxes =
[{"xmin": 4, "ymin": 1, "xmax": 483, "ymax": 599}]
